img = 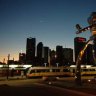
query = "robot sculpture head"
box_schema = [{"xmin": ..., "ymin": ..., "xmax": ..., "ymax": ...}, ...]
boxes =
[{"xmin": 88, "ymin": 12, "xmax": 96, "ymax": 36}]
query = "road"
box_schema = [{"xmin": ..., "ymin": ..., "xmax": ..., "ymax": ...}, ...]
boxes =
[{"xmin": 0, "ymin": 79, "xmax": 96, "ymax": 96}]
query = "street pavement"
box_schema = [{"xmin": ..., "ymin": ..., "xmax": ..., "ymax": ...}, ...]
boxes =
[
  {"xmin": 0, "ymin": 81, "xmax": 96, "ymax": 96},
  {"xmin": 0, "ymin": 76, "xmax": 26, "ymax": 81},
  {"xmin": 0, "ymin": 77, "xmax": 96, "ymax": 96}
]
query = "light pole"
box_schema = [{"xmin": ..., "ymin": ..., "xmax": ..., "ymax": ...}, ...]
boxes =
[
  {"xmin": 56, "ymin": 63, "xmax": 59, "ymax": 67},
  {"xmin": 7, "ymin": 54, "xmax": 10, "ymax": 80},
  {"xmin": 44, "ymin": 63, "xmax": 47, "ymax": 67}
]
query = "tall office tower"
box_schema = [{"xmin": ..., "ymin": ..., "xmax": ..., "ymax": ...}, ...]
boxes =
[
  {"xmin": 74, "ymin": 37, "xmax": 87, "ymax": 64},
  {"xmin": 19, "ymin": 53, "xmax": 26, "ymax": 64},
  {"xmin": 37, "ymin": 42, "xmax": 43, "ymax": 66},
  {"xmin": 56, "ymin": 46, "xmax": 63, "ymax": 66},
  {"xmin": 63, "ymin": 48, "xmax": 73, "ymax": 66},
  {"xmin": 26, "ymin": 37, "xmax": 36, "ymax": 65},
  {"xmin": 43, "ymin": 46, "xmax": 49, "ymax": 66},
  {"xmin": 50, "ymin": 50, "xmax": 56, "ymax": 66},
  {"xmin": 86, "ymin": 44, "xmax": 94, "ymax": 65}
]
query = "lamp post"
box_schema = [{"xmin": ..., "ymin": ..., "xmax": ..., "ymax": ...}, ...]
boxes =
[
  {"xmin": 44, "ymin": 63, "xmax": 47, "ymax": 67},
  {"xmin": 7, "ymin": 54, "xmax": 10, "ymax": 80},
  {"xmin": 56, "ymin": 63, "xmax": 59, "ymax": 67}
]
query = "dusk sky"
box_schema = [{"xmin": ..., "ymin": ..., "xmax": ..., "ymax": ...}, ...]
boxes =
[{"xmin": 0, "ymin": 0, "xmax": 96, "ymax": 62}]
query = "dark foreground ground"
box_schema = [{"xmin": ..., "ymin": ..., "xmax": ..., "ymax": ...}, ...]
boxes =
[
  {"xmin": 0, "ymin": 83, "xmax": 96, "ymax": 96},
  {"xmin": 50, "ymin": 80, "xmax": 96, "ymax": 95},
  {"xmin": 0, "ymin": 77, "xmax": 96, "ymax": 96}
]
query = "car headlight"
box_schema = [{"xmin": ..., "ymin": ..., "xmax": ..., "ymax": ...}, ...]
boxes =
[{"xmin": 88, "ymin": 79, "xmax": 91, "ymax": 82}]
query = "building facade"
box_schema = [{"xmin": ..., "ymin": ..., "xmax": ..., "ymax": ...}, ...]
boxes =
[
  {"xmin": 43, "ymin": 46, "xmax": 49, "ymax": 66},
  {"xmin": 74, "ymin": 37, "xmax": 87, "ymax": 64},
  {"xmin": 26, "ymin": 37, "xmax": 36, "ymax": 65},
  {"xmin": 63, "ymin": 48, "xmax": 73, "ymax": 66},
  {"xmin": 19, "ymin": 53, "xmax": 26, "ymax": 64},
  {"xmin": 37, "ymin": 42, "xmax": 43, "ymax": 66},
  {"xmin": 56, "ymin": 46, "xmax": 63, "ymax": 66},
  {"xmin": 50, "ymin": 50, "xmax": 56, "ymax": 66}
]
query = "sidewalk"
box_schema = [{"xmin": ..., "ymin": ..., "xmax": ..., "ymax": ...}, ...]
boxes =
[{"xmin": 0, "ymin": 76, "xmax": 26, "ymax": 81}]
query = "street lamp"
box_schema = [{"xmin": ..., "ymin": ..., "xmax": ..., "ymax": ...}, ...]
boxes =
[
  {"xmin": 7, "ymin": 54, "xmax": 10, "ymax": 80},
  {"xmin": 44, "ymin": 63, "xmax": 47, "ymax": 67},
  {"xmin": 56, "ymin": 63, "xmax": 59, "ymax": 67}
]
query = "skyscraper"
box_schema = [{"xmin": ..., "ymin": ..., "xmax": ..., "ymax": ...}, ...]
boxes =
[
  {"xmin": 43, "ymin": 46, "xmax": 49, "ymax": 66},
  {"xmin": 37, "ymin": 42, "xmax": 43, "ymax": 66},
  {"xmin": 63, "ymin": 48, "xmax": 73, "ymax": 66},
  {"xmin": 50, "ymin": 50, "xmax": 56, "ymax": 66},
  {"xmin": 26, "ymin": 37, "xmax": 36, "ymax": 65},
  {"xmin": 37, "ymin": 42, "xmax": 43, "ymax": 58},
  {"xmin": 74, "ymin": 37, "xmax": 86, "ymax": 64},
  {"xmin": 19, "ymin": 53, "xmax": 26, "ymax": 64},
  {"xmin": 56, "ymin": 46, "xmax": 63, "ymax": 66}
]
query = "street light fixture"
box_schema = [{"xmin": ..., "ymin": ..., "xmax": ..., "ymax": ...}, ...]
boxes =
[
  {"xmin": 44, "ymin": 63, "xmax": 47, "ymax": 67},
  {"xmin": 56, "ymin": 63, "xmax": 59, "ymax": 67}
]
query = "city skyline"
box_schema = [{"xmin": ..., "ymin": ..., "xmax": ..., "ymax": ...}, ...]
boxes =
[
  {"xmin": 2, "ymin": 37, "xmax": 73, "ymax": 64},
  {"xmin": 0, "ymin": 0, "xmax": 96, "ymax": 62}
]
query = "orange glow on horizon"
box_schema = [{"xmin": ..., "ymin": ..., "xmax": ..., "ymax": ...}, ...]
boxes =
[{"xmin": 0, "ymin": 53, "xmax": 19, "ymax": 63}]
